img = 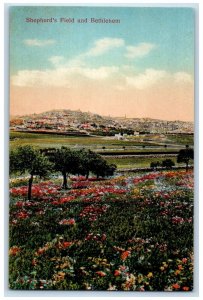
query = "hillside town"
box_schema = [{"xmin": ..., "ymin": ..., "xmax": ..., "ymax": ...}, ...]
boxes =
[{"xmin": 10, "ymin": 109, "xmax": 194, "ymax": 137}]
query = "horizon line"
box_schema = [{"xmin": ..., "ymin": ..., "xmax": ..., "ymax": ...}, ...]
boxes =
[{"xmin": 10, "ymin": 108, "xmax": 194, "ymax": 123}]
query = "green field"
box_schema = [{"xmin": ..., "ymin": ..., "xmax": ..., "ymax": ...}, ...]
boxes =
[
  {"xmin": 105, "ymin": 156, "xmax": 181, "ymax": 169},
  {"xmin": 10, "ymin": 131, "xmax": 160, "ymax": 148},
  {"xmin": 10, "ymin": 131, "xmax": 193, "ymax": 150},
  {"xmin": 10, "ymin": 131, "xmax": 193, "ymax": 170},
  {"xmin": 165, "ymin": 134, "xmax": 194, "ymax": 146}
]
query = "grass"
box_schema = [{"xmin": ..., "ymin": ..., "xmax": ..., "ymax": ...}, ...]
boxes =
[
  {"xmin": 166, "ymin": 134, "xmax": 194, "ymax": 146},
  {"xmin": 105, "ymin": 156, "xmax": 181, "ymax": 169},
  {"xmin": 10, "ymin": 131, "xmax": 192, "ymax": 152}
]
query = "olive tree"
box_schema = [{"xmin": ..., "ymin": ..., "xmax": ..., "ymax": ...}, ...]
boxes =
[
  {"xmin": 177, "ymin": 148, "xmax": 194, "ymax": 171},
  {"xmin": 10, "ymin": 145, "xmax": 53, "ymax": 200}
]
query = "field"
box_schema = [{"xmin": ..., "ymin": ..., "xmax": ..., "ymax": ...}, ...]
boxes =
[
  {"xmin": 10, "ymin": 131, "xmax": 193, "ymax": 149},
  {"xmin": 9, "ymin": 170, "xmax": 193, "ymax": 291},
  {"xmin": 10, "ymin": 131, "xmax": 193, "ymax": 169},
  {"xmin": 105, "ymin": 156, "xmax": 178, "ymax": 169}
]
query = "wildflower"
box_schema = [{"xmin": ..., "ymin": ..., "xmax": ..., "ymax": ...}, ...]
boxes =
[
  {"xmin": 114, "ymin": 270, "xmax": 121, "ymax": 276},
  {"xmin": 182, "ymin": 286, "xmax": 190, "ymax": 291},
  {"xmin": 147, "ymin": 272, "xmax": 153, "ymax": 278},
  {"xmin": 59, "ymin": 218, "xmax": 76, "ymax": 225},
  {"xmin": 96, "ymin": 271, "xmax": 106, "ymax": 277},
  {"xmin": 16, "ymin": 211, "xmax": 29, "ymax": 219},
  {"xmin": 137, "ymin": 274, "xmax": 144, "ymax": 284},
  {"xmin": 164, "ymin": 286, "xmax": 173, "ymax": 291},
  {"xmin": 9, "ymin": 246, "xmax": 20, "ymax": 256},
  {"xmin": 173, "ymin": 283, "xmax": 180, "ymax": 290},
  {"xmin": 182, "ymin": 258, "xmax": 187, "ymax": 263},
  {"xmin": 174, "ymin": 270, "xmax": 181, "ymax": 276},
  {"xmin": 53, "ymin": 271, "xmax": 66, "ymax": 282},
  {"xmin": 121, "ymin": 250, "xmax": 131, "ymax": 261},
  {"xmin": 84, "ymin": 282, "xmax": 92, "ymax": 290},
  {"xmin": 107, "ymin": 284, "xmax": 117, "ymax": 291},
  {"xmin": 178, "ymin": 264, "xmax": 183, "ymax": 270},
  {"xmin": 37, "ymin": 248, "xmax": 46, "ymax": 255},
  {"xmin": 62, "ymin": 241, "xmax": 73, "ymax": 248}
]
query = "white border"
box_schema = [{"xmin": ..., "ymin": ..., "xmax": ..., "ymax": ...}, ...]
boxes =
[{"xmin": 1, "ymin": 1, "xmax": 201, "ymax": 299}]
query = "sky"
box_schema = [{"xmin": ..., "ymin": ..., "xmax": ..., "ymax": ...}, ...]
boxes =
[{"xmin": 9, "ymin": 6, "xmax": 195, "ymax": 121}]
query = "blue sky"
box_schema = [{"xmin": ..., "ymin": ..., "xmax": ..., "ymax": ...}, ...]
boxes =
[{"xmin": 10, "ymin": 6, "xmax": 194, "ymax": 74}]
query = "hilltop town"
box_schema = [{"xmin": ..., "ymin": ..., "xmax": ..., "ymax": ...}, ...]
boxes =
[{"xmin": 10, "ymin": 109, "xmax": 194, "ymax": 137}]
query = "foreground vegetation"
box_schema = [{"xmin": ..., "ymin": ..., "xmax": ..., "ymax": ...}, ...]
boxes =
[{"xmin": 9, "ymin": 170, "xmax": 193, "ymax": 291}]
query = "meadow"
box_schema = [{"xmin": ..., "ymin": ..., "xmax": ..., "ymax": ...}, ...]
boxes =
[
  {"xmin": 10, "ymin": 131, "xmax": 193, "ymax": 150},
  {"xmin": 9, "ymin": 170, "xmax": 193, "ymax": 291}
]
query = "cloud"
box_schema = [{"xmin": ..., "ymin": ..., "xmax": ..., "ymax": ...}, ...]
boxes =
[
  {"xmin": 85, "ymin": 37, "xmax": 125, "ymax": 57},
  {"xmin": 48, "ymin": 56, "xmax": 64, "ymax": 66},
  {"xmin": 125, "ymin": 69, "xmax": 167, "ymax": 89},
  {"xmin": 12, "ymin": 66, "xmax": 193, "ymax": 89},
  {"xmin": 11, "ymin": 65, "xmax": 118, "ymax": 87},
  {"xmin": 79, "ymin": 66, "xmax": 118, "ymax": 80},
  {"xmin": 125, "ymin": 43, "xmax": 156, "ymax": 59},
  {"xmin": 11, "ymin": 69, "xmax": 70, "ymax": 87},
  {"xmin": 48, "ymin": 56, "xmax": 64, "ymax": 67},
  {"xmin": 24, "ymin": 39, "xmax": 56, "ymax": 47},
  {"xmin": 173, "ymin": 72, "xmax": 193, "ymax": 83}
]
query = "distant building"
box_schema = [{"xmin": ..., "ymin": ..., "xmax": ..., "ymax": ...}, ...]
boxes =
[
  {"xmin": 115, "ymin": 133, "xmax": 123, "ymax": 140},
  {"xmin": 134, "ymin": 131, "xmax": 139, "ymax": 136}
]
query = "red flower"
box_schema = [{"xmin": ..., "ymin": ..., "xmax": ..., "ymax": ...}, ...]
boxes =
[
  {"xmin": 63, "ymin": 241, "xmax": 73, "ymax": 248},
  {"xmin": 96, "ymin": 271, "xmax": 106, "ymax": 277},
  {"xmin": 114, "ymin": 270, "xmax": 121, "ymax": 276},
  {"xmin": 16, "ymin": 211, "xmax": 29, "ymax": 219},
  {"xmin": 182, "ymin": 286, "xmax": 189, "ymax": 291},
  {"xmin": 173, "ymin": 283, "xmax": 180, "ymax": 290},
  {"xmin": 9, "ymin": 246, "xmax": 20, "ymax": 256},
  {"xmin": 121, "ymin": 250, "xmax": 131, "ymax": 261},
  {"xmin": 59, "ymin": 218, "xmax": 76, "ymax": 225}
]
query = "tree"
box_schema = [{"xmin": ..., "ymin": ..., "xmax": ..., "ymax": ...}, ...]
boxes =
[
  {"xmin": 177, "ymin": 148, "xmax": 194, "ymax": 171},
  {"xmin": 77, "ymin": 149, "xmax": 117, "ymax": 179},
  {"xmin": 76, "ymin": 149, "xmax": 95, "ymax": 179},
  {"xmin": 162, "ymin": 159, "xmax": 175, "ymax": 169},
  {"xmin": 105, "ymin": 164, "xmax": 117, "ymax": 177},
  {"xmin": 10, "ymin": 145, "xmax": 53, "ymax": 200},
  {"xmin": 150, "ymin": 161, "xmax": 161, "ymax": 169},
  {"xmin": 51, "ymin": 147, "xmax": 80, "ymax": 189}
]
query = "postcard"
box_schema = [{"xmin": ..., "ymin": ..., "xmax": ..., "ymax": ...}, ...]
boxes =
[{"xmin": 9, "ymin": 5, "xmax": 195, "ymax": 292}]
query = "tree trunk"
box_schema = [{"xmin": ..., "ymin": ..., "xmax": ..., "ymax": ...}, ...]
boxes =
[
  {"xmin": 62, "ymin": 171, "xmax": 68, "ymax": 189},
  {"xmin": 186, "ymin": 160, "xmax": 189, "ymax": 172},
  {"xmin": 28, "ymin": 174, "xmax": 33, "ymax": 200},
  {"xmin": 86, "ymin": 171, "xmax": 89, "ymax": 179}
]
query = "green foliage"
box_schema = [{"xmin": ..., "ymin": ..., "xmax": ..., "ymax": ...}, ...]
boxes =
[
  {"xmin": 177, "ymin": 148, "xmax": 194, "ymax": 171},
  {"xmin": 10, "ymin": 145, "xmax": 53, "ymax": 177},
  {"xmin": 162, "ymin": 159, "xmax": 175, "ymax": 169},
  {"xmin": 10, "ymin": 145, "xmax": 53, "ymax": 199},
  {"xmin": 150, "ymin": 161, "xmax": 161, "ymax": 169}
]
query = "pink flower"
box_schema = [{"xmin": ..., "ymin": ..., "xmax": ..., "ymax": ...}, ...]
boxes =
[{"xmin": 96, "ymin": 271, "xmax": 106, "ymax": 277}]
